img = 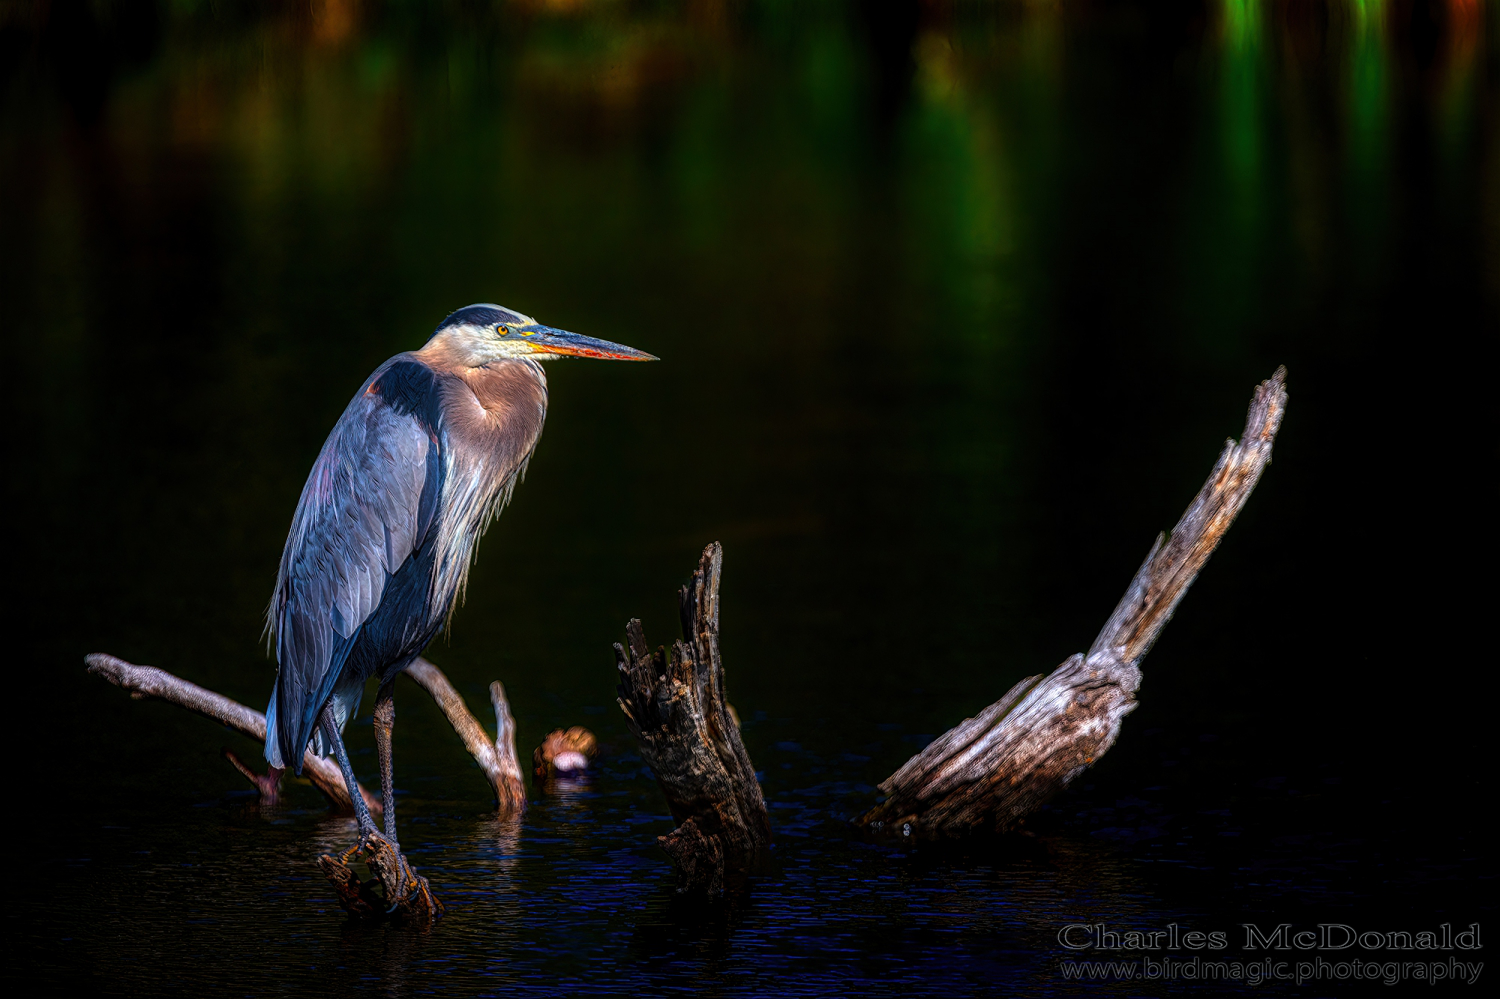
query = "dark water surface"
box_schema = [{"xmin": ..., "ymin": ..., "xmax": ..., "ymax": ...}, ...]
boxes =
[{"xmin": 3, "ymin": 2, "xmax": 1495, "ymax": 995}]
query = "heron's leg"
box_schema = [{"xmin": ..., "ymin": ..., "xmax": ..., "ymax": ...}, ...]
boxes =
[
  {"xmin": 319, "ymin": 702, "xmax": 378, "ymax": 839},
  {"xmin": 372, "ymin": 677, "xmax": 398, "ymax": 843},
  {"xmin": 370, "ymin": 679, "xmax": 425, "ymax": 913}
]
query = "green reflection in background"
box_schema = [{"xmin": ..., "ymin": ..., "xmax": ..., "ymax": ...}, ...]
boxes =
[
  {"xmin": 2, "ymin": 0, "xmax": 1495, "ymax": 721},
  {"xmin": 1347, "ymin": 0, "xmax": 1391, "ymax": 283},
  {"xmin": 3, "ymin": 0, "xmax": 1496, "ymax": 755}
]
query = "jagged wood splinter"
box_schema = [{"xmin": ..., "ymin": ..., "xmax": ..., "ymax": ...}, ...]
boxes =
[
  {"xmin": 615, "ymin": 542, "xmax": 770, "ymax": 892},
  {"xmin": 859, "ymin": 368, "xmax": 1288, "ymax": 838}
]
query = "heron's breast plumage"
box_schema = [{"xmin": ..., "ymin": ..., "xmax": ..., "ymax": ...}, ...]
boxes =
[{"xmin": 427, "ymin": 358, "xmax": 549, "ymax": 618}]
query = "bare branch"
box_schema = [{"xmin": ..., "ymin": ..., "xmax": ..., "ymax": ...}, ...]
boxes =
[
  {"xmin": 87, "ymin": 651, "xmax": 526, "ymax": 817},
  {"xmin": 1090, "ymin": 366, "xmax": 1288, "ymax": 663},
  {"xmin": 84, "ymin": 653, "xmax": 379, "ymax": 816},
  {"xmin": 859, "ymin": 369, "xmax": 1288, "ymax": 838},
  {"xmin": 404, "ymin": 658, "xmax": 526, "ymax": 814},
  {"xmin": 221, "ymin": 747, "xmax": 282, "ymax": 803},
  {"xmin": 490, "ymin": 681, "xmax": 525, "ymax": 811}
]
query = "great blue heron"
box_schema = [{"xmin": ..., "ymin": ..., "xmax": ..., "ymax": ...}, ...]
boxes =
[{"xmin": 264, "ymin": 303, "xmax": 655, "ymax": 904}]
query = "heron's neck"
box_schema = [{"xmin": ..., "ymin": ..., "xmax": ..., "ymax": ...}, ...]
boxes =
[{"xmin": 454, "ymin": 359, "xmax": 548, "ymax": 413}]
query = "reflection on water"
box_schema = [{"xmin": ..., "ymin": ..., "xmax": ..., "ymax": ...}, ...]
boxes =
[
  {"xmin": 53, "ymin": 771, "xmax": 1180, "ymax": 995},
  {"xmin": 4, "ymin": 1, "xmax": 1494, "ymax": 995}
]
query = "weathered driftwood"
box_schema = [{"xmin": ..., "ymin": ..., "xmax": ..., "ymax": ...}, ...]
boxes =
[
  {"xmin": 859, "ymin": 368, "xmax": 1288, "ymax": 838},
  {"xmin": 86, "ymin": 653, "xmax": 523, "ymax": 813},
  {"xmin": 405, "ymin": 660, "xmax": 526, "ymax": 814},
  {"xmin": 308, "ymin": 658, "xmax": 521, "ymax": 922},
  {"xmin": 87, "ymin": 652, "xmax": 523, "ymax": 919},
  {"xmin": 615, "ymin": 542, "xmax": 770, "ymax": 891},
  {"xmin": 85, "ymin": 653, "xmax": 379, "ymax": 816},
  {"xmin": 533, "ymin": 726, "xmax": 598, "ymax": 780}
]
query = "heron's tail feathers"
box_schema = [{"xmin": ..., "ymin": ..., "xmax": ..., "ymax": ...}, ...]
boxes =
[{"xmin": 265, "ymin": 678, "xmax": 363, "ymax": 773}]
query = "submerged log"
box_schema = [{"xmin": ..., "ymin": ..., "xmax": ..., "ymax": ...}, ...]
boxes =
[
  {"xmin": 615, "ymin": 542, "xmax": 770, "ymax": 891},
  {"xmin": 859, "ymin": 368, "xmax": 1288, "ymax": 839},
  {"xmin": 317, "ymin": 830, "xmax": 444, "ymax": 923}
]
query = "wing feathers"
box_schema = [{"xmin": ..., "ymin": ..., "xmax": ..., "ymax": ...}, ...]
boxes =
[
  {"xmin": 266, "ymin": 358, "xmax": 441, "ymax": 769},
  {"xmin": 264, "ymin": 355, "xmax": 547, "ymax": 772}
]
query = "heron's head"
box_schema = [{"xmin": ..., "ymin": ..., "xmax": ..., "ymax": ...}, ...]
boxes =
[{"xmin": 424, "ymin": 304, "xmax": 657, "ymax": 365}]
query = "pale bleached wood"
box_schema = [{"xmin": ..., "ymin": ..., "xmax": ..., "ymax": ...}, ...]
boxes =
[
  {"xmin": 404, "ymin": 658, "xmax": 526, "ymax": 814},
  {"xmin": 84, "ymin": 652, "xmax": 379, "ymax": 816},
  {"xmin": 859, "ymin": 368, "xmax": 1288, "ymax": 838},
  {"xmin": 86, "ymin": 652, "xmax": 525, "ymax": 816}
]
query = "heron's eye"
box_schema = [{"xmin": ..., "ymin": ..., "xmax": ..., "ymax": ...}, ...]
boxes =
[{"xmin": 498, "ymin": 325, "xmax": 510, "ymax": 335}]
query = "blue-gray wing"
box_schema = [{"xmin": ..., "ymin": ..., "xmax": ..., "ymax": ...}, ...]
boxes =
[{"xmin": 264, "ymin": 357, "xmax": 443, "ymax": 769}]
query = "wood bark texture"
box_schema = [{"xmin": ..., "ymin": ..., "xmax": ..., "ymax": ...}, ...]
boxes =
[
  {"xmin": 615, "ymin": 542, "xmax": 771, "ymax": 891},
  {"xmin": 86, "ymin": 652, "xmax": 523, "ymax": 918},
  {"xmin": 858, "ymin": 368, "xmax": 1288, "ymax": 839},
  {"xmin": 317, "ymin": 830, "xmax": 444, "ymax": 923},
  {"xmin": 405, "ymin": 659, "xmax": 526, "ymax": 814}
]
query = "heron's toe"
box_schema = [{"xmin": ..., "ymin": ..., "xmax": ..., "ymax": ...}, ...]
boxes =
[{"xmin": 384, "ymin": 855, "xmax": 422, "ymax": 911}]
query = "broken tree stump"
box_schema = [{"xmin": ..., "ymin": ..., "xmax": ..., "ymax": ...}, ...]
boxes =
[
  {"xmin": 859, "ymin": 368, "xmax": 1288, "ymax": 839},
  {"xmin": 615, "ymin": 542, "xmax": 771, "ymax": 892}
]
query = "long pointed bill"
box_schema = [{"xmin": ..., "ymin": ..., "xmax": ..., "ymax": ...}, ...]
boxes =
[{"xmin": 522, "ymin": 325, "xmax": 658, "ymax": 361}]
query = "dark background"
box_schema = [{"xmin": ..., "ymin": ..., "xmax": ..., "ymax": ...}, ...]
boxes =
[{"xmin": 2, "ymin": 1, "xmax": 1494, "ymax": 995}]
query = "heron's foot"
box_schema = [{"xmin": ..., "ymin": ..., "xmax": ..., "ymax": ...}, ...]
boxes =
[
  {"xmin": 390, "ymin": 862, "xmax": 438, "ymax": 917},
  {"xmin": 319, "ymin": 830, "xmax": 442, "ymax": 921},
  {"xmin": 357, "ymin": 830, "xmax": 444, "ymax": 920},
  {"xmin": 355, "ymin": 825, "xmax": 385, "ymax": 856}
]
